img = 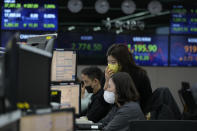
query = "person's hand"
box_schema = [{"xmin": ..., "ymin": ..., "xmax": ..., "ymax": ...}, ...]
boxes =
[
  {"xmin": 105, "ymin": 66, "xmax": 114, "ymax": 81},
  {"xmin": 104, "ymin": 66, "xmax": 114, "ymax": 90},
  {"xmin": 81, "ymin": 82, "xmax": 85, "ymax": 98}
]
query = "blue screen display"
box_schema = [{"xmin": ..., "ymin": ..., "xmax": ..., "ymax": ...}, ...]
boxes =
[
  {"xmin": 57, "ymin": 32, "xmax": 115, "ymax": 65},
  {"xmin": 1, "ymin": 0, "xmax": 58, "ymax": 31},
  {"xmin": 115, "ymin": 35, "xmax": 169, "ymax": 66},
  {"xmin": 57, "ymin": 32, "xmax": 169, "ymax": 66},
  {"xmin": 171, "ymin": 5, "xmax": 197, "ymax": 34},
  {"xmin": 170, "ymin": 35, "xmax": 197, "ymax": 66}
]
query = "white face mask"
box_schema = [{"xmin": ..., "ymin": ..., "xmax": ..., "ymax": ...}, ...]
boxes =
[{"xmin": 104, "ymin": 91, "xmax": 115, "ymax": 104}]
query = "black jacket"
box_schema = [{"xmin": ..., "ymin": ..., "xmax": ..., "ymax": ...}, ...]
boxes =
[
  {"xmin": 86, "ymin": 89, "xmax": 112, "ymax": 123},
  {"xmin": 130, "ymin": 69, "xmax": 152, "ymax": 113},
  {"xmin": 145, "ymin": 87, "xmax": 181, "ymax": 120}
]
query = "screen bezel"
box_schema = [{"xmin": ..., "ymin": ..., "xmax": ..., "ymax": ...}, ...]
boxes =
[
  {"xmin": 50, "ymin": 48, "xmax": 78, "ymax": 83},
  {"xmin": 50, "ymin": 82, "xmax": 81, "ymax": 116}
]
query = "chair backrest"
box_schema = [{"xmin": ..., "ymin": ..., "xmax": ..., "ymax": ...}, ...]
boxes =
[
  {"xmin": 180, "ymin": 82, "xmax": 197, "ymax": 112},
  {"xmin": 145, "ymin": 87, "xmax": 181, "ymax": 120},
  {"xmin": 191, "ymin": 84, "xmax": 197, "ymax": 105}
]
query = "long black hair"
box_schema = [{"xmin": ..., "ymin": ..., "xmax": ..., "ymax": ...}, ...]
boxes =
[
  {"xmin": 106, "ymin": 44, "xmax": 146, "ymax": 75},
  {"xmin": 111, "ymin": 72, "xmax": 139, "ymax": 105}
]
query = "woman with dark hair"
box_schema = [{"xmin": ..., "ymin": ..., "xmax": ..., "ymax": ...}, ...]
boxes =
[
  {"xmin": 104, "ymin": 44, "xmax": 152, "ymax": 113},
  {"xmin": 102, "ymin": 72, "xmax": 145, "ymax": 131}
]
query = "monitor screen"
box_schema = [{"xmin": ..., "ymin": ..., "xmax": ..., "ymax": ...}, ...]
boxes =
[
  {"xmin": 57, "ymin": 32, "xmax": 169, "ymax": 66},
  {"xmin": 1, "ymin": 0, "xmax": 58, "ymax": 31},
  {"xmin": 171, "ymin": 5, "xmax": 197, "ymax": 34},
  {"xmin": 115, "ymin": 35, "xmax": 169, "ymax": 66},
  {"xmin": 4, "ymin": 38, "xmax": 52, "ymax": 110},
  {"xmin": 51, "ymin": 49, "xmax": 77, "ymax": 82},
  {"xmin": 20, "ymin": 109, "xmax": 74, "ymax": 131},
  {"xmin": 57, "ymin": 32, "xmax": 115, "ymax": 65},
  {"xmin": 51, "ymin": 84, "xmax": 80, "ymax": 114},
  {"xmin": 170, "ymin": 35, "xmax": 197, "ymax": 66},
  {"xmin": 17, "ymin": 44, "xmax": 52, "ymax": 108}
]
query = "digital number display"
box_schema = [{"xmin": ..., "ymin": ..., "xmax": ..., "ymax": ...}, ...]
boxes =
[
  {"xmin": 1, "ymin": 0, "xmax": 58, "ymax": 31},
  {"xmin": 115, "ymin": 35, "xmax": 168, "ymax": 66},
  {"xmin": 57, "ymin": 33, "xmax": 168, "ymax": 66},
  {"xmin": 171, "ymin": 5, "xmax": 197, "ymax": 34},
  {"xmin": 170, "ymin": 35, "xmax": 197, "ymax": 66},
  {"xmin": 57, "ymin": 32, "xmax": 115, "ymax": 65}
]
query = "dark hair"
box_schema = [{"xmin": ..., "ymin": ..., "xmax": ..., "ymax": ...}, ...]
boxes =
[
  {"xmin": 81, "ymin": 66, "xmax": 104, "ymax": 83},
  {"xmin": 106, "ymin": 44, "xmax": 145, "ymax": 74},
  {"xmin": 111, "ymin": 72, "xmax": 139, "ymax": 105}
]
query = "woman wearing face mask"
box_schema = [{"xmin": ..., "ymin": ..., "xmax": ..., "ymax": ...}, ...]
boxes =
[
  {"xmin": 104, "ymin": 44, "xmax": 152, "ymax": 113},
  {"xmin": 102, "ymin": 72, "xmax": 145, "ymax": 131}
]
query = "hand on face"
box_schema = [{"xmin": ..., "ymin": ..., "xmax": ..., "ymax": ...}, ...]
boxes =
[
  {"xmin": 81, "ymin": 81, "xmax": 86, "ymax": 98},
  {"xmin": 105, "ymin": 66, "xmax": 114, "ymax": 81}
]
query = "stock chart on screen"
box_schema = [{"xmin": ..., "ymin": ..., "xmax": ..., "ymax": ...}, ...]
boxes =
[
  {"xmin": 115, "ymin": 35, "xmax": 169, "ymax": 66},
  {"xmin": 170, "ymin": 35, "xmax": 197, "ymax": 66}
]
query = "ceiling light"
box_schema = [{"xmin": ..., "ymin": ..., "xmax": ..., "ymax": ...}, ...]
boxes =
[
  {"xmin": 116, "ymin": 28, "xmax": 123, "ymax": 34},
  {"xmin": 68, "ymin": 26, "xmax": 75, "ymax": 31},
  {"xmin": 115, "ymin": 21, "xmax": 123, "ymax": 28},
  {"xmin": 137, "ymin": 21, "xmax": 145, "ymax": 30},
  {"xmin": 122, "ymin": 20, "xmax": 131, "ymax": 30},
  {"xmin": 93, "ymin": 26, "xmax": 101, "ymax": 31},
  {"xmin": 103, "ymin": 17, "xmax": 111, "ymax": 30}
]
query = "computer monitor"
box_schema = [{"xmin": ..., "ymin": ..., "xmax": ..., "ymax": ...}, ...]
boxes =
[
  {"xmin": 0, "ymin": 110, "xmax": 21, "ymax": 131},
  {"xmin": 20, "ymin": 108, "xmax": 75, "ymax": 131},
  {"xmin": 17, "ymin": 44, "xmax": 52, "ymax": 109},
  {"xmin": 4, "ymin": 37, "xmax": 52, "ymax": 110},
  {"xmin": 51, "ymin": 49, "xmax": 77, "ymax": 82},
  {"xmin": 26, "ymin": 33, "xmax": 57, "ymax": 52},
  {"xmin": 51, "ymin": 83, "xmax": 81, "ymax": 115},
  {"xmin": 129, "ymin": 120, "xmax": 197, "ymax": 131}
]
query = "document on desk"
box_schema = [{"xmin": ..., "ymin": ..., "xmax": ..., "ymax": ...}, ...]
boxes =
[{"xmin": 76, "ymin": 117, "xmax": 93, "ymax": 124}]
